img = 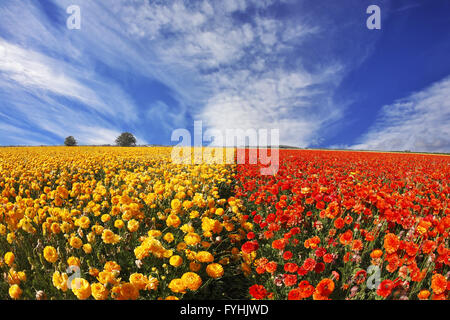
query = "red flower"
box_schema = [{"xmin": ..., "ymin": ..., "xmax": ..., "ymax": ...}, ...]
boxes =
[
  {"xmin": 241, "ymin": 241, "xmax": 259, "ymax": 254},
  {"xmin": 314, "ymin": 262, "xmax": 325, "ymax": 274},
  {"xmin": 283, "ymin": 251, "xmax": 293, "ymax": 260},
  {"xmin": 339, "ymin": 229, "xmax": 353, "ymax": 245},
  {"xmin": 284, "ymin": 262, "xmax": 299, "ymax": 273},
  {"xmin": 297, "ymin": 267, "xmax": 308, "ymax": 276},
  {"xmin": 323, "ymin": 253, "xmax": 334, "ymax": 263},
  {"xmin": 283, "ymin": 274, "xmax": 298, "ymax": 287},
  {"xmin": 249, "ymin": 284, "xmax": 268, "ymax": 300},
  {"xmin": 315, "ymin": 278, "xmax": 335, "ymax": 297},
  {"xmin": 287, "ymin": 288, "xmax": 302, "ymax": 300},
  {"xmin": 272, "ymin": 239, "xmax": 286, "ymax": 251},
  {"xmin": 302, "ymin": 258, "xmax": 316, "ymax": 271},
  {"xmin": 315, "ymin": 247, "xmax": 326, "ymax": 258},
  {"xmin": 334, "ymin": 217, "xmax": 345, "ymax": 229},
  {"xmin": 377, "ymin": 280, "xmax": 394, "ymax": 298},
  {"xmin": 265, "ymin": 261, "xmax": 278, "ymax": 273}
]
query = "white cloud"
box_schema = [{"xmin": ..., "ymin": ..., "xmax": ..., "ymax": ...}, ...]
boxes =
[
  {"xmin": 351, "ymin": 76, "xmax": 450, "ymax": 153},
  {"xmin": 0, "ymin": 39, "xmax": 102, "ymax": 111},
  {"xmin": 0, "ymin": 0, "xmax": 377, "ymax": 147},
  {"xmin": 107, "ymin": 0, "xmax": 346, "ymax": 147}
]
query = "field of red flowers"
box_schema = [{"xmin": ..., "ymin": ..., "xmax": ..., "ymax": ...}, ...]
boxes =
[{"xmin": 235, "ymin": 150, "xmax": 450, "ymax": 300}]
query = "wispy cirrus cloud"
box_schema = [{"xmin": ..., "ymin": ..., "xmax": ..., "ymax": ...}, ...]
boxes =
[
  {"xmin": 350, "ymin": 76, "xmax": 450, "ymax": 153},
  {"xmin": 0, "ymin": 0, "xmax": 386, "ymax": 146},
  {"xmin": 110, "ymin": 0, "xmax": 374, "ymax": 147}
]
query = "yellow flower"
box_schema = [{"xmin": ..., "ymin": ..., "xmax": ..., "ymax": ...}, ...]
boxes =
[
  {"xmin": 9, "ymin": 284, "xmax": 22, "ymax": 299},
  {"xmin": 76, "ymin": 216, "xmax": 90, "ymax": 229},
  {"xmin": 52, "ymin": 271, "xmax": 68, "ymax": 292},
  {"xmin": 99, "ymin": 214, "xmax": 110, "ymax": 223},
  {"xmin": 89, "ymin": 268, "xmax": 100, "ymax": 277},
  {"xmin": 148, "ymin": 230, "xmax": 162, "ymax": 238},
  {"xmin": 184, "ymin": 232, "xmax": 201, "ymax": 246},
  {"xmin": 4, "ymin": 252, "xmax": 15, "ymax": 266},
  {"xmin": 17, "ymin": 271, "xmax": 26, "ymax": 282},
  {"xmin": 69, "ymin": 236, "xmax": 83, "ymax": 249},
  {"xmin": 177, "ymin": 242, "xmax": 187, "ymax": 251},
  {"xmin": 206, "ymin": 263, "xmax": 224, "ymax": 279},
  {"xmin": 171, "ymin": 199, "xmax": 181, "ymax": 212},
  {"xmin": 114, "ymin": 219, "xmax": 124, "ymax": 229},
  {"xmin": 127, "ymin": 219, "xmax": 139, "ymax": 232},
  {"xmin": 102, "ymin": 229, "xmax": 120, "ymax": 244},
  {"xmin": 50, "ymin": 222, "xmax": 61, "ymax": 234},
  {"xmin": 190, "ymin": 210, "xmax": 200, "ymax": 219},
  {"xmin": 92, "ymin": 224, "xmax": 104, "ymax": 235},
  {"xmin": 0, "ymin": 224, "xmax": 6, "ymax": 235},
  {"xmin": 67, "ymin": 256, "xmax": 81, "ymax": 267},
  {"xmin": 91, "ymin": 282, "xmax": 109, "ymax": 300},
  {"xmin": 163, "ymin": 232, "xmax": 175, "ymax": 243},
  {"xmin": 189, "ymin": 261, "xmax": 202, "ymax": 272},
  {"xmin": 71, "ymin": 278, "xmax": 91, "ymax": 300},
  {"xmin": 129, "ymin": 273, "xmax": 148, "ymax": 291},
  {"xmin": 169, "ymin": 255, "xmax": 183, "ymax": 267},
  {"xmin": 115, "ymin": 283, "xmax": 139, "ymax": 300},
  {"xmin": 146, "ymin": 276, "xmax": 159, "ymax": 291},
  {"xmin": 168, "ymin": 278, "xmax": 186, "ymax": 293},
  {"xmin": 87, "ymin": 232, "xmax": 96, "ymax": 243},
  {"xmin": 43, "ymin": 246, "xmax": 58, "ymax": 263},
  {"xmin": 97, "ymin": 271, "xmax": 118, "ymax": 286},
  {"xmin": 181, "ymin": 272, "xmax": 202, "ymax": 291},
  {"xmin": 166, "ymin": 214, "xmax": 181, "ymax": 228},
  {"xmin": 196, "ymin": 251, "xmax": 214, "ymax": 263},
  {"xmin": 7, "ymin": 232, "xmax": 15, "ymax": 244},
  {"xmin": 104, "ymin": 261, "xmax": 121, "ymax": 273},
  {"xmin": 83, "ymin": 243, "xmax": 92, "ymax": 254},
  {"xmin": 180, "ymin": 223, "xmax": 195, "ymax": 233}
]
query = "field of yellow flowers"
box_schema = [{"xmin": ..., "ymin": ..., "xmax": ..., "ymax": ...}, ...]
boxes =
[{"xmin": 0, "ymin": 147, "xmax": 248, "ymax": 300}]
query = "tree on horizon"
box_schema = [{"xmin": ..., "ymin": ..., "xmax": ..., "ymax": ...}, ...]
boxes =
[
  {"xmin": 64, "ymin": 136, "xmax": 77, "ymax": 146},
  {"xmin": 115, "ymin": 132, "xmax": 137, "ymax": 147}
]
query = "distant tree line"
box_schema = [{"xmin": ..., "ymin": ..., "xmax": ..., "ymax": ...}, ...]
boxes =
[{"xmin": 64, "ymin": 132, "xmax": 137, "ymax": 147}]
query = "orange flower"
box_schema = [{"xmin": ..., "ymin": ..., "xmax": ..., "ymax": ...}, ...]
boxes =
[
  {"xmin": 315, "ymin": 278, "xmax": 334, "ymax": 297},
  {"xmin": 370, "ymin": 249, "xmax": 383, "ymax": 259},
  {"xmin": 351, "ymin": 239, "xmax": 363, "ymax": 252},
  {"xmin": 272, "ymin": 239, "xmax": 286, "ymax": 251},
  {"xmin": 383, "ymin": 233, "xmax": 400, "ymax": 254},
  {"xmin": 431, "ymin": 274, "xmax": 447, "ymax": 295},
  {"xmin": 333, "ymin": 217, "xmax": 344, "ymax": 229},
  {"xmin": 339, "ymin": 230, "xmax": 353, "ymax": 246},
  {"xmin": 417, "ymin": 290, "xmax": 430, "ymax": 300},
  {"xmin": 265, "ymin": 261, "xmax": 277, "ymax": 273},
  {"xmin": 422, "ymin": 240, "xmax": 436, "ymax": 254},
  {"xmin": 298, "ymin": 280, "xmax": 314, "ymax": 298}
]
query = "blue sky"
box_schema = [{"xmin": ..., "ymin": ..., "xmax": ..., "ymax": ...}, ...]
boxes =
[{"xmin": 0, "ymin": 0, "xmax": 449, "ymax": 151}]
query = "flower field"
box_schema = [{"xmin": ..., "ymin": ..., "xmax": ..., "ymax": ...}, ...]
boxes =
[
  {"xmin": 237, "ymin": 150, "xmax": 450, "ymax": 300},
  {"xmin": 0, "ymin": 147, "xmax": 449, "ymax": 300}
]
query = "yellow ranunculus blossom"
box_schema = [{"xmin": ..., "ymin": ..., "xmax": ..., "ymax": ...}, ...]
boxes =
[
  {"xmin": 9, "ymin": 284, "xmax": 22, "ymax": 299},
  {"xmin": 181, "ymin": 272, "xmax": 202, "ymax": 291},
  {"xmin": 43, "ymin": 246, "xmax": 58, "ymax": 263},
  {"xmin": 169, "ymin": 255, "xmax": 183, "ymax": 267},
  {"xmin": 206, "ymin": 263, "xmax": 224, "ymax": 279}
]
